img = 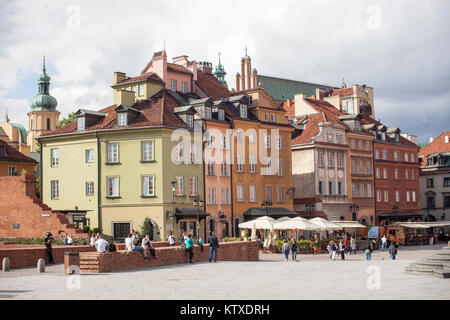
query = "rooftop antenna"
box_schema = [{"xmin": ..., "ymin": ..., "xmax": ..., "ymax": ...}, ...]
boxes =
[{"xmin": 244, "ymin": 46, "xmax": 248, "ymax": 57}]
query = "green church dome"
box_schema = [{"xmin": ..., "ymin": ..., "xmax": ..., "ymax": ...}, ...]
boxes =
[{"xmin": 30, "ymin": 56, "xmax": 58, "ymax": 111}]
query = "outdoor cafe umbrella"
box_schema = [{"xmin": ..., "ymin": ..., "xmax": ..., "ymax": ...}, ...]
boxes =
[
  {"xmin": 274, "ymin": 217, "xmax": 319, "ymax": 231},
  {"xmin": 251, "ymin": 223, "xmax": 257, "ymax": 241},
  {"xmin": 238, "ymin": 216, "xmax": 275, "ymax": 230},
  {"xmin": 308, "ymin": 217, "xmax": 343, "ymax": 231}
]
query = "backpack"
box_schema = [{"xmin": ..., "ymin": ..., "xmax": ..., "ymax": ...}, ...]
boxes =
[{"xmin": 108, "ymin": 243, "xmax": 116, "ymax": 252}]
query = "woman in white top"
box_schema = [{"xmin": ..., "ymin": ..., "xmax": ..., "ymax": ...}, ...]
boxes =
[
  {"xmin": 167, "ymin": 232, "xmax": 175, "ymax": 246},
  {"xmin": 67, "ymin": 235, "xmax": 74, "ymax": 245},
  {"xmin": 90, "ymin": 235, "xmax": 96, "ymax": 247}
]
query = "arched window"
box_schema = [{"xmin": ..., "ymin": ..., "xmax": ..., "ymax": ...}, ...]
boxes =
[{"xmin": 46, "ymin": 118, "xmax": 51, "ymax": 130}]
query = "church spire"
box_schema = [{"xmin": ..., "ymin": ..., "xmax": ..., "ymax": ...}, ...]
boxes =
[
  {"xmin": 213, "ymin": 52, "xmax": 227, "ymax": 88},
  {"xmin": 30, "ymin": 56, "xmax": 57, "ymax": 111}
]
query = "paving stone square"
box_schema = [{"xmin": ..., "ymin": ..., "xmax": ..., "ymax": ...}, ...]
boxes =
[{"xmin": 0, "ymin": 245, "xmax": 448, "ymax": 300}]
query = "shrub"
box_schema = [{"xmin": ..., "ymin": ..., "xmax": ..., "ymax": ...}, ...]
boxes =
[
  {"xmin": 92, "ymin": 227, "xmax": 101, "ymax": 234},
  {"xmin": 222, "ymin": 237, "xmax": 241, "ymax": 242},
  {"xmin": 82, "ymin": 226, "xmax": 91, "ymax": 234}
]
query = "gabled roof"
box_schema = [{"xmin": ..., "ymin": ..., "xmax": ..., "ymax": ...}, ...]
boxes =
[
  {"xmin": 167, "ymin": 63, "xmax": 192, "ymax": 75},
  {"xmin": 330, "ymin": 87, "xmax": 353, "ymax": 97},
  {"xmin": 195, "ymin": 70, "xmax": 232, "ymax": 100},
  {"xmin": 40, "ymin": 90, "xmax": 188, "ymax": 138},
  {"xmin": 112, "ymin": 72, "xmax": 163, "ymax": 87},
  {"xmin": 0, "ymin": 140, "xmax": 36, "ymax": 163},
  {"xmin": 359, "ymin": 116, "xmax": 417, "ymax": 147},
  {"xmin": 256, "ymin": 75, "xmax": 338, "ymax": 101},
  {"xmin": 0, "ymin": 127, "xmax": 7, "ymax": 137},
  {"xmin": 419, "ymin": 131, "xmax": 450, "ymax": 168},
  {"xmin": 75, "ymin": 109, "xmax": 107, "ymax": 117}
]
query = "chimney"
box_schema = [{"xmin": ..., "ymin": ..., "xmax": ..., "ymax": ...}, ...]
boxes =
[
  {"xmin": 241, "ymin": 58, "xmax": 245, "ymax": 91},
  {"xmin": 252, "ymin": 69, "xmax": 258, "ymax": 89},
  {"xmin": 198, "ymin": 61, "xmax": 212, "ymax": 74},
  {"xmin": 294, "ymin": 93, "xmax": 306, "ymax": 117},
  {"xmin": 236, "ymin": 73, "xmax": 241, "ymax": 91},
  {"xmin": 246, "ymin": 56, "xmax": 252, "ymax": 90},
  {"xmin": 151, "ymin": 50, "xmax": 168, "ymax": 85},
  {"xmin": 114, "ymin": 72, "xmax": 127, "ymax": 85},
  {"xmin": 430, "ymin": 137, "xmax": 434, "ymax": 143}
]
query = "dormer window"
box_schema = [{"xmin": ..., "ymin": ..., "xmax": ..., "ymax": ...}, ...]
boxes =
[
  {"xmin": 240, "ymin": 105, "xmax": 247, "ymax": 118},
  {"xmin": 382, "ymin": 132, "xmax": 386, "ymax": 141},
  {"xmin": 205, "ymin": 107, "xmax": 212, "ymax": 119},
  {"xmin": 117, "ymin": 113, "xmax": 127, "ymax": 126},
  {"xmin": 218, "ymin": 109, "xmax": 225, "ymax": 121},
  {"xmin": 186, "ymin": 115, "xmax": 194, "ymax": 127},
  {"xmin": 355, "ymin": 121, "xmax": 361, "ymax": 132},
  {"xmin": 77, "ymin": 117, "xmax": 85, "ymax": 131},
  {"xmin": 395, "ymin": 133, "xmax": 399, "ymax": 142}
]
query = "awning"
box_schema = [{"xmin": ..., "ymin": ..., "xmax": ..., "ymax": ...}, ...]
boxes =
[
  {"xmin": 378, "ymin": 211, "xmax": 423, "ymax": 218},
  {"xmin": 394, "ymin": 221, "xmax": 450, "ymax": 229},
  {"xmin": 333, "ymin": 221, "xmax": 367, "ymax": 228},
  {"xmin": 242, "ymin": 207, "xmax": 298, "ymax": 218},
  {"xmin": 239, "ymin": 216, "xmax": 275, "ymax": 230},
  {"xmin": 274, "ymin": 217, "xmax": 319, "ymax": 230},
  {"xmin": 308, "ymin": 217, "xmax": 343, "ymax": 230},
  {"xmin": 174, "ymin": 208, "xmax": 210, "ymax": 218}
]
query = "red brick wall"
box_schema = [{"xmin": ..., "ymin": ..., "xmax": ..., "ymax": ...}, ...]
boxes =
[
  {"xmin": 0, "ymin": 175, "xmax": 87, "ymax": 238},
  {"xmin": 0, "ymin": 241, "xmax": 180, "ymax": 269},
  {"xmin": 80, "ymin": 241, "xmax": 259, "ymax": 273}
]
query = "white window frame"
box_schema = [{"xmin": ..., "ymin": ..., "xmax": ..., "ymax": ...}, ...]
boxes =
[
  {"xmin": 186, "ymin": 115, "xmax": 194, "ymax": 127},
  {"xmin": 190, "ymin": 177, "xmax": 198, "ymax": 196},
  {"xmin": 138, "ymin": 84, "xmax": 144, "ymax": 96},
  {"xmin": 77, "ymin": 117, "xmax": 85, "ymax": 131},
  {"xmin": 182, "ymin": 81, "xmax": 188, "ymax": 93},
  {"xmin": 277, "ymin": 186, "xmax": 284, "ymax": 203},
  {"xmin": 142, "ymin": 141, "xmax": 154, "ymax": 162},
  {"xmin": 205, "ymin": 107, "xmax": 212, "ymax": 119},
  {"xmin": 51, "ymin": 148, "xmax": 59, "ymax": 167},
  {"xmin": 107, "ymin": 177, "xmax": 119, "ymax": 197},
  {"xmin": 8, "ymin": 166, "xmax": 17, "ymax": 176},
  {"xmin": 142, "ymin": 175, "xmax": 155, "ymax": 197},
  {"xmin": 237, "ymin": 184, "xmax": 245, "ymax": 202},
  {"xmin": 218, "ymin": 109, "xmax": 225, "ymax": 121},
  {"xmin": 249, "ymin": 184, "xmax": 257, "ymax": 203},
  {"xmin": 86, "ymin": 181, "xmax": 94, "ymax": 196},
  {"xmin": 51, "ymin": 180, "xmax": 59, "ymax": 199},
  {"xmin": 86, "ymin": 149, "xmax": 94, "ymax": 163},
  {"xmin": 117, "ymin": 113, "xmax": 127, "ymax": 126},
  {"xmin": 271, "ymin": 114, "xmax": 276, "ymax": 122},
  {"xmin": 249, "ymin": 157, "xmax": 256, "ymax": 173},
  {"xmin": 107, "ymin": 143, "xmax": 119, "ymax": 163},
  {"xmin": 176, "ymin": 176, "xmax": 184, "ymax": 196},
  {"xmin": 240, "ymin": 105, "xmax": 247, "ymax": 118},
  {"xmin": 171, "ymin": 79, "xmax": 177, "ymax": 92}
]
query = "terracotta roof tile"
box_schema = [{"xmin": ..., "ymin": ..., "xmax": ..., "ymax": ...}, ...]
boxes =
[
  {"xmin": 419, "ymin": 131, "xmax": 450, "ymax": 168},
  {"xmin": 114, "ymin": 72, "xmax": 163, "ymax": 86},
  {"xmin": 0, "ymin": 140, "xmax": 36, "ymax": 163},
  {"xmin": 41, "ymin": 90, "xmax": 187, "ymax": 138},
  {"xmin": 196, "ymin": 70, "xmax": 232, "ymax": 100},
  {"xmin": 167, "ymin": 63, "xmax": 192, "ymax": 74},
  {"xmin": 331, "ymin": 87, "xmax": 353, "ymax": 96}
]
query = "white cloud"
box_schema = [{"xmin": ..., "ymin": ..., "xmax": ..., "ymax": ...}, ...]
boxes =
[{"xmin": 0, "ymin": 0, "xmax": 448, "ymax": 141}]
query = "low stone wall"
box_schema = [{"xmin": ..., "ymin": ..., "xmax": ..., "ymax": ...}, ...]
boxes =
[
  {"xmin": 80, "ymin": 241, "xmax": 259, "ymax": 273},
  {"xmin": 0, "ymin": 241, "xmax": 178, "ymax": 269}
]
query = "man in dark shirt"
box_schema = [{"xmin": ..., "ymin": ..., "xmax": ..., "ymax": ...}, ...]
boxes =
[
  {"xmin": 44, "ymin": 232, "xmax": 55, "ymax": 264},
  {"xmin": 208, "ymin": 232, "xmax": 220, "ymax": 263}
]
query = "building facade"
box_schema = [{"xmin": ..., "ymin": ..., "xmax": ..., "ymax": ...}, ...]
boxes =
[
  {"xmin": 419, "ymin": 131, "xmax": 450, "ymax": 228},
  {"xmin": 361, "ymin": 117, "xmax": 421, "ymax": 226}
]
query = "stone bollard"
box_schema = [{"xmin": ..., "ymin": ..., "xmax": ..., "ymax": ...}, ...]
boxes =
[
  {"xmin": 37, "ymin": 258, "xmax": 45, "ymax": 273},
  {"xmin": 2, "ymin": 258, "xmax": 10, "ymax": 272}
]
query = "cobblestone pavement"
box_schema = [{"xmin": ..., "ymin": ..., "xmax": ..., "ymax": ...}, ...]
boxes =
[{"xmin": 0, "ymin": 244, "xmax": 448, "ymax": 300}]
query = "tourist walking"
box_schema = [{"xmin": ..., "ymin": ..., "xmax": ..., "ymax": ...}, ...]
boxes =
[
  {"xmin": 330, "ymin": 240, "xmax": 337, "ymax": 260},
  {"xmin": 208, "ymin": 232, "xmax": 219, "ymax": 262},
  {"xmin": 95, "ymin": 234, "xmax": 108, "ymax": 253},
  {"xmin": 185, "ymin": 234, "xmax": 194, "ymax": 263},
  {"xmin": 282, "ymin": 239, "xmax": 290, "ymax": 262},
  {"xmin": 44, "ymin": 232, "xmax": 55, "ymax": 264},
  {"xmin": 381, "ymin": 235, "xmax": 387, "ymax": 252},
  {"xmin": 290, "ymin": 239, "xmax": 298, "ymax": 261},
  {"xmin": 389, "ymin": 242, "xmax": 398, "ymax": 260},
  {"xmin": 339, "ymin": 240, "xmax": 345, "ymax": 260},
  {"xmin": 167, "ymin": 231, "xmax": 175, "ymax": 246},
  {"xmin": 142, "ymin": 235, "xmax": 157, "ymax": 260},
  {"xmin": 350, "ymin": 237, "xmax": 356, "ymax": 255},
  {"xmin": 365, "ymin": 240, "xmax": 373, "ymax": 261}
]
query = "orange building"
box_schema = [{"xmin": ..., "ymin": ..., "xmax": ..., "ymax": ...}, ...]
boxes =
[{"xmin": 0, "ymin": 140, "xmax": 36, "ymax": 176}]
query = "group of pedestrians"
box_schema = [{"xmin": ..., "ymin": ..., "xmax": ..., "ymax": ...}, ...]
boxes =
[
  {"xmin": 281, "ymin": 238, "xmax": 298, "ymax": 262},
  {"xmin": 179, "ymin": 231, "xmax": 220, "ymax": 264},
  {"xmin": 327, "ymin": 235, "xmax": 357, "ymax": 261}
]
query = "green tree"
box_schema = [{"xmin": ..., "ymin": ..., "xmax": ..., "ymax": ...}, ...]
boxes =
[{"xmin": 56, "ymin": 112, "xmax": 76, "ymax": 129}]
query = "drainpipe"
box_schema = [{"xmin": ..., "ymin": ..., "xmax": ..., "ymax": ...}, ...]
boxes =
[
  {"xmin": 372, "ymin": 139, "xmax": 377, "ymax": 226},
  {"xmin": 230, "ymin": 120, "xmax": 235, "ymax": 236},
  {"xmin": 38, "ymin": 139, "xmax": 43, "ymax": 200},
  {"xmin": 202, "ymin": 119, "xmax": 207, "ymax": 239},
  {"xmin": 95, "ymin": 132, "xmax": 102, "ymax": 232}
]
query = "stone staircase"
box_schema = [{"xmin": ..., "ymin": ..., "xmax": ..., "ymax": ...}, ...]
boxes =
[{"xmin": 405, "ymin": 246, "xmax": 450, "ymax": 278}]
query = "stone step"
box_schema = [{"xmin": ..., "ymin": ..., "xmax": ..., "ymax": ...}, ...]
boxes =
[
  {"xmin": 405, "ymin": 266, "xmax": 434, "ymax": 276},
  {"xmin": 434, "ymin": 251, "xmax": 450, "ymax": 257},
  {"xmin": 410, "ymin": 263, "xmax": 443, "ymax": 271},
  {"xmin": 433, "ymin": 270, "xmax": 450, "ymax": 279},
  {"xmin": 427, "ymin": 256, "xmax": 450, "ymax": 262},
  {"xmin": 413, "ymin": 261, "xmax": 449, "ymax": 269}
]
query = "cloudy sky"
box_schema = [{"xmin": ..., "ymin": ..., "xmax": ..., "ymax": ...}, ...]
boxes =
[{"xmin": 0, "ymin": 0, "xmax": 448, "ymax": 144}]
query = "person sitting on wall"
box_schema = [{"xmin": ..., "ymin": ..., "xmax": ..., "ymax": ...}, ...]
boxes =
[
  {"xmin": 95, "ymin": 234, "xmax": 108, "ymax": 253},
  {"xmin": 142, "ymin": 235, "xmax": 157, "ymax": 260},
  {"xmin": 125, "ymin": 233, "xmax": 144, "ymax": 258},
  {"xmin": 67, "ymin": 234, "xmax": 74, "ymax": 245}
]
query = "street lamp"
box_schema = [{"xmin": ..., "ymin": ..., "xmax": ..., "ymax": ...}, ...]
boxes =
[
  {"xmin": 261, "ymin": 200, "xmax": 272, "ymax": 216},
  {"xmin": 171, "ymin": 180, "xmax": 176, "ymax": 234},
  {"xmin": 193, "ymin": 197, "xmax": 204, "ymax": 242},
  {"xmin": 350, "ymin": 204, "xmax": 359, "ymax": 221},
  {"xmin": 392, "ymin": 205, "xmax": 400, "ymax": 224}
]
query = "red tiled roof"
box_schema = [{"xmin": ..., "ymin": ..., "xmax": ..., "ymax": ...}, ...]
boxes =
[
  {"xmin": 291, "ymin": 113, "xmax": 325, "ymax": 145},
  {"xmin": 115, "ymin": 72, "xmax": 163, "ymax": 86},
  {"xmin": 196, "ymin": 70, "xmax": 232, "ymax": 100},
  {"xmin": 41, "ymin": 90, "xmax": 187, "ymax": 137},
  {"xmin": 167, "ymin": 63, "xmax": 192, "ymax": 75},
  {"xmin": 359, "ymin": 116, "xmax": 418, "ymax": 147},
  {"xmin": 331, "ymin": 87, "xmax": 353, "ymax": 96},
  {"xmin": 0, "ymin": 140, "xmax": 36, "ymax": 163},
  {"xmin": 419, "ymin": 131, "xmax": 450, "ymax": 168}
]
